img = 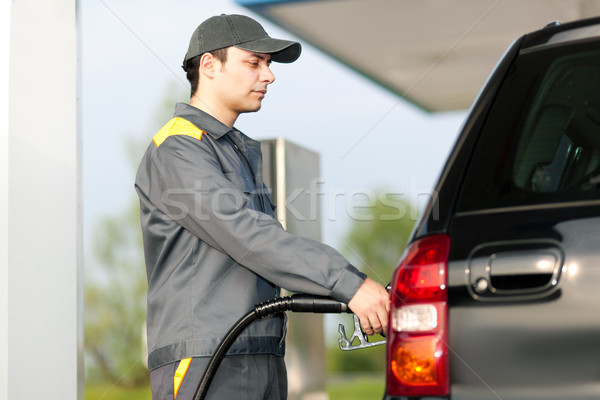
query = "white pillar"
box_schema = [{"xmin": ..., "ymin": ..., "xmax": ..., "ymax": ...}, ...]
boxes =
[
  {"xmin": 6, "ymin": 1, "xmax": 82, "ymax": 399},
  {"xmin": 1, "ymin": 1, "xmax": 11, "ymax": 400}
]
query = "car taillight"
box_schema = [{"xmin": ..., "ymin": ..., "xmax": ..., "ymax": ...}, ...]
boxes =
[{"xmin": 386, "ymin": 234, "xmax": 450, "ymax": 397}]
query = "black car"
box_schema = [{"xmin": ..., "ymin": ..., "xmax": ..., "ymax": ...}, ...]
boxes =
[{"xmin": 385, "ymin": 17, "xmax": 600, "ymax": 400}]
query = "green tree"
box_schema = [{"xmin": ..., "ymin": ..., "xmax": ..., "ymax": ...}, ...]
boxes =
[
  {"xmin": 327, "ymin": 191, "xmax": 416, "ymax": 373},
  {"xmin": 341, "ymin": 190, "xmax": 415, "ymax": 285},
  {"xmin": 84, "ymin": 200, "xmax": 149, "ymax": 386}
]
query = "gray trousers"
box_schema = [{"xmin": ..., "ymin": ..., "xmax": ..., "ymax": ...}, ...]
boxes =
[{"xmin": 150, "ymin": 354, "xmax": 288, "ymax": 400}]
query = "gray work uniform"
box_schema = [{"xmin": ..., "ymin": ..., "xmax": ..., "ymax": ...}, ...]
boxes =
[
  {"xmin": 135, "ymin": 102, "xmax": 366, "ymax": 374},
  {"xmin": 150, "ymin": 355, "xmax": 287, "ymax": 400}
]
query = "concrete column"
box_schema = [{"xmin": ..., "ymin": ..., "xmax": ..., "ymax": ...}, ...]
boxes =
[
  {"xmin": 1, "ymin": 2, "xmax": 10, "ymax": 400},
  {"xmin": 6, "ymin": 1, "xmax": 82, "ymax": 399}
]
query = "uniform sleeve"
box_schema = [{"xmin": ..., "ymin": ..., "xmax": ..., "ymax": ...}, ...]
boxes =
[{"xmin": 142, "ymin": 135, "xmax": 366, "ymax": 304}]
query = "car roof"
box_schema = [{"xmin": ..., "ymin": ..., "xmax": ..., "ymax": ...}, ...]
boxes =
[{"xmin": 521, "ymin": 15, "xmax": 600, "ymax": 50}]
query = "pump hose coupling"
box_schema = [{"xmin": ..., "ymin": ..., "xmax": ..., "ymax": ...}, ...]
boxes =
[{"xmin": 254, "ymin": 294, "xmax": 349, "ymax": 318}]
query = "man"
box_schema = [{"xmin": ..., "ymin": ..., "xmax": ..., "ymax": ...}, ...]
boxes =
[{"xmin": 135, "ymin": 14, "xmax": 389, "ymax": 400}]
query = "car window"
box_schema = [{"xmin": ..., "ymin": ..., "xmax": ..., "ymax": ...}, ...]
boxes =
[{"xmin": 457, "ymin": 42, "xmax": 600, "ymax": 212}]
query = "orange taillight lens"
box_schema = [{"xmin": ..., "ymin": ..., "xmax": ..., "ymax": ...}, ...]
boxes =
[{"xmin": 391, "ymin": 338, "xmax": 439, "ymax": 384}]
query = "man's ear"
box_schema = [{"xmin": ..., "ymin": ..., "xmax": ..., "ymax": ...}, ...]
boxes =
[{"xmin": 199, "ymin": 53, "xmax": 216, "ymax": 79}]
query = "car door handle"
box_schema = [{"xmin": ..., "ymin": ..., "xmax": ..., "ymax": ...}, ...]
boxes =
[
  {"xmin": 467, "ymin": 240, "xmax": 563, "ymax": 301},
  {"xmin": 489, "ymin": 251, "xmax": 558, "ymax": 292}
]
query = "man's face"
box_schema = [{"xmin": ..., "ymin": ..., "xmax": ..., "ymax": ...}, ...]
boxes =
[{"xmin": 213, "ymin": 47, "xmax": 276, "ymax": 115}]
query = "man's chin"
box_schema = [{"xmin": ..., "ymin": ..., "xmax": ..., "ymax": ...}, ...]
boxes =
[{"xmin": 240, "ymin": 104, "xmax": 262, "ymax": 114}]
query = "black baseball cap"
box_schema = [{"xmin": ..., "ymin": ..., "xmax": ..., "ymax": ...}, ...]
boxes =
[{"xmin": 183, "ymin": 14, "xmax": 302, "ymax": 65}]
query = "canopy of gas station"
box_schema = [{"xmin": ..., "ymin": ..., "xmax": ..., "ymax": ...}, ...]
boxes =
[{"xmin": 238, "ymin": 0, "xmax": 600, "ymax": 112}]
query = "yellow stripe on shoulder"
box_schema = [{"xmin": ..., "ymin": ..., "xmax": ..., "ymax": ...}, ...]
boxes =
[{"xmin": 153, "ymin": 117, "xmax": 204, "ymax": 148}]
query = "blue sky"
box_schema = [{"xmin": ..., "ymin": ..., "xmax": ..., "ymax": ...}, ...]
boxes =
[{"xmin": 81, "ymin": 0, "xmax": 467, "ymax": 254}]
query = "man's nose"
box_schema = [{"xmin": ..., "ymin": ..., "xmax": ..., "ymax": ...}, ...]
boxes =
[{"xmin": 262, "ymin": 66, "xmax": 275, "ymax": 84}]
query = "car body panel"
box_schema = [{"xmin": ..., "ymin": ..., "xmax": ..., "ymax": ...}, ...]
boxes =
[{"xmin": 385, "ymin": 16, "xmax": 600, "ymax": 400}]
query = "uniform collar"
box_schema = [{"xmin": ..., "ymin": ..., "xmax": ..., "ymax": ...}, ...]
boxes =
[
  {"xmin": 173, "ymin": 103, "xmax": 264, "ymax": 188},
  {"xmin": 173, "ymin": 102, "xmax": 232, "ymax": 140}
]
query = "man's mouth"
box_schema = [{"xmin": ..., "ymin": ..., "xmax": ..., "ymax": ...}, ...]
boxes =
[{"xmin": 254, "ymin": 89, "xmax": 267, "ymax": 98}]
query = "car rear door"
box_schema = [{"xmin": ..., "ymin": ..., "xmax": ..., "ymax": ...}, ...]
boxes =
[{"xmin": 447, "ymin": 23, "xmax": 600, "ymax": 400}]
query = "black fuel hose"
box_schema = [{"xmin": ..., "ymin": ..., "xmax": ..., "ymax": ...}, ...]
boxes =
[{"xmin": 193, "ymin": 294, "xmax": 349, "ymax": 400}]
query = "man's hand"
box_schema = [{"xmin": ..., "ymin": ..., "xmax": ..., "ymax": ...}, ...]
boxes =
[{"xmin": 347, "ymin": 278, "xmax": 390, "ymax": 336}]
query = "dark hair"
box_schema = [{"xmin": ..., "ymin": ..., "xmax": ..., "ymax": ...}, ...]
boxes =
[{"xmin": 183, "ymin": 47, "xmax": 229, "ymax": 98}]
